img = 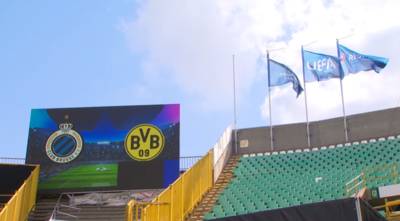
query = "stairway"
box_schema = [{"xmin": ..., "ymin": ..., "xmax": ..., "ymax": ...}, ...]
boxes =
[
  {"xmin": 185, "ymin": 155, "xmax": 240, "ymax": 221},
  {"xmin": 52, "ymin": 205, "xmax": 126, "ymax": 221},
  {"xmin": 28, "ymin": 194, "xmax": 126, "ymax": 221},
  {"xmin": 28, "ymin": 195, "xmax": 60, "ymax": 221}
]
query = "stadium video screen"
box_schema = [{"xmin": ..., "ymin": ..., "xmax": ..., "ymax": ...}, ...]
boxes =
[{"xmin": 26, "ymin": 104, "xmax": 180, "ymax": 193}]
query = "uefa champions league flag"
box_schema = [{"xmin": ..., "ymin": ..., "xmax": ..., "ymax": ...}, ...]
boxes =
[
  {"xmin": 338, "ymin": 44, "xmax": 389, "ymax": 76},
  {"xmin": 302, "ymin": 50, "xmax": 342, "ymax": 82},
  {"xmin": 268, "ymin": 59, "xmax": 303, "ymax": 97}
]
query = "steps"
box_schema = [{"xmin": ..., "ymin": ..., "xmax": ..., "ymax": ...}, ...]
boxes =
[
  {"xmin": 28, "ymin": 195, "xmax": 126, "ymax": 221},
  {"xmin": 185, "ymin": 155, "xmax": 240, "ymax": 221},
  {"xmin": 28, "ymin": 196, "xmax": 60, "ymax": 221},
  {"xmin": 53, "ymin": 205, "xmax": 126, "ymax": 221}
]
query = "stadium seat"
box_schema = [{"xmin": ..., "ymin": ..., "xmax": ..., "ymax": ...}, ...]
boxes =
[{"xmin": 205, "ymin": 138, "xmax": 400, "ymax": 220}]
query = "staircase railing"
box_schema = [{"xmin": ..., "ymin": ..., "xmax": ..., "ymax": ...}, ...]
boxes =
[
  {"xmin": 0, "ymin": 165, "xmax": 40, "ymax": 221},
  {"xmin": 126, "ymin": 199, "xmax": 149, "ymax": 221},
  {"xmin": 213, "ymin": 125, "xmax": 233, "ymax": 183},
  {"xmin": 49, "ymin": 193, "xmax": 81, "ymax": 220},
  {"xmin": 345, "ymin": 172, "xmax": 366, "ymax": 197},
  {"xmin": 364, "ymin": 163, "xmax": 399, "ymax": 185},
  {"xmin": 126, "ymin": 150, "xmax": 213, "ymax": 221},
  {"xmin": 345, "ymin": 163, "xmax": 399, "ymax": 196}
]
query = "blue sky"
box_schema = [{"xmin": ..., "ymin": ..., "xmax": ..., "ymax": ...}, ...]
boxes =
[
  {"xmin": 0, "ymin": 0, "xmax": 264, "ymax": 157},
  {"xmin": 1, "ymin": 0, "xmax": 399, "ymax": 158}
]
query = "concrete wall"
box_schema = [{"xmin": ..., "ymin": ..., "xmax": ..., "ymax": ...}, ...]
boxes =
[{"xmin": 235, "ymin": 107, "xmax": 400, "ymax": 154}]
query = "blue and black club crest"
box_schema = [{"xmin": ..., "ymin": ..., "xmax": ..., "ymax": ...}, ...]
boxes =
[{"xmin": 45, "ymin": 122, "xmax": 83, "ymax": 163}]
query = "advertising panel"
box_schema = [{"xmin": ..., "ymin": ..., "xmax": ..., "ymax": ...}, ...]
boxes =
[{"xmin": 26, "ymin": 104, "xmax": 179, "ymax": 192}]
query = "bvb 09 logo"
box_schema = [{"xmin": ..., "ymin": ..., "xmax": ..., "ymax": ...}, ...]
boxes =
[{"xmin": 124, "ymin": 124, "xmax": 165, "ymax": 161}]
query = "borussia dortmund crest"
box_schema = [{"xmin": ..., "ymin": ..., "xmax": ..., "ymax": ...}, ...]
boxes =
[{"xmin": 45, "ymin": 122, "xmax": 83, "ymax": 163}]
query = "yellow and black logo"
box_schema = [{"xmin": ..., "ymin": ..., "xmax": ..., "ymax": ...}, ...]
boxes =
[{"xmin": 124, "ymin": 124, "xmax": 165, "ymax": 161}]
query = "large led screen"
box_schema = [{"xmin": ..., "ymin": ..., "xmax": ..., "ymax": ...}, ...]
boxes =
[{"xmin": 26, "ymin": 104, "xmax": 179, "ymax": 193}]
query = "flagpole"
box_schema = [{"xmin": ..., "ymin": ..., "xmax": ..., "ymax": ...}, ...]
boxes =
[
  {"xmin": 267, "ymin": 51, "xmax": 274, "ymax": 151},
  {"xmin": 232, "ymin": 54, "xmax": 238, "ymax": 154},
  {"xmin": 336, "ymin": 39, "xmax": 349, "ymax": 142},
  {"xmin": 301, "ymin": 46, "xmax": 311, "ymax": 148}
]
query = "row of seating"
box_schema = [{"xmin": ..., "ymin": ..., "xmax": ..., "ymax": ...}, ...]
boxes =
[
  {"xmin": 204, "ymin": 137, "xmax": 400, "ymax": 220},
  {"xmin": 241, "ymin": 135, "xmax": 400, "ymax": 158}
]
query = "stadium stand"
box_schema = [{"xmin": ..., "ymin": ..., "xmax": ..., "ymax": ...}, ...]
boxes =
[
  {"xmin": 204, "ymin": 137, "xmax": 400, "ymax": 220},
  {"xmin": 3, "ymin": 108, "xmax": 400, "ymax": 220}
]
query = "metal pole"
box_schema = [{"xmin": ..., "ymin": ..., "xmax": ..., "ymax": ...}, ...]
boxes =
[
  {"xmin": 301, "ymin": 46, "xmax": 311, "ymax": 147},
  {"xmin": 339, "ymin": 78, "xmax": 349, "ymax": 142},
  {"xmin": 336, "ymin": 39, "xmax": 349, "ymax": 142},
  {"xmin": 267, "ymin": 51, "xmax": 274, "ymax": 151},
  {"xmin": 232, "ymin": 54, "xmax": 238, "ymax": 154},
  {"xmin": 355, "ymin": 197, "xmax": 363, "ymax": 221}
]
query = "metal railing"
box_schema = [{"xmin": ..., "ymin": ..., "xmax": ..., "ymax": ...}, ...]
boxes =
[
  {"xmin": 364, "ymin": 163, "xmax": 399, "ymax": 185},
  {"xmin": 180, "ymin": 156, "xmax": 202, "ymax": 171},
  {"xmin": 126, "ymin": 199, "xmax": 151, "ymax": 221},
  {"xmin": 0, "ymin": 158, "xmax": 25, "ymax": 165},
  {"xmin": 1, "ymin": 156, "xmax": 202, "ymax": 171},
  {"xmin": 345, "ymin": 172, "xmax": 366, "ymax": 196},
  {"xmin": 126, "ymin": 150, "xmax": 213, "ymax": 221},
  {"xmin": 49, "ymin": 193, "xmax": 81, "ymax": 220},
  {"xmin": 345, "ymin": 163, "xmax": 399, "ymax": 196},
  {"xmin": 0, "ymin": 165, "xmax": 40, "ymax": 221}
]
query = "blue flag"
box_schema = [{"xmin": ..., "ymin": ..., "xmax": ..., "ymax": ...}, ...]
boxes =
[
  {"xmin": 338, "ymin": 44, "xmax": 389, "ymax": 76},
  {"xmin": 268, "ymin": 59, "xmax": 303, "ymax": 97},
  {"xmin": 302, "ymin": 50, "xmax": 341, "ymax": 82}
]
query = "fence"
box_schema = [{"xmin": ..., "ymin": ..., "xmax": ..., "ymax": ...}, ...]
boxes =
[
  {"xmin": 345, "ymin": 172, "xmax": 366, "ymax": 196},
  {"xmin": 127, "ymin": 150, "xmax": 213, "ymax": 221},
  {"xmin": 1, "ymin": 157, "xmax": 202, "ymax": 172},
  {"xmin": 345, "ymin": 163, "xmax": 399, "ymax": 196},
  {"xmin": 180, "ymin": 156, "xmax": 202, "ymax": 171},
  {"xmin": 0, "ymin": 158, "xmax": 25, "ymax": 165},
  {"xmin": 0, "ymin": 165, "xmax": 39, "ymax": 221}
]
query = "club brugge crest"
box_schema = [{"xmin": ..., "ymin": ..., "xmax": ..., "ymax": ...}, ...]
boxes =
[{"xmin": 45, "ymin": 123, "xmax": 83, "ymax": 163}]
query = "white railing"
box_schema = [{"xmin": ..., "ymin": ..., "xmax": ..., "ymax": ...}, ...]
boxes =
[
  {"xmin": 213, "ymin": 125, "xmax": 233, "ymax": 182},
  {"xmin": 345, "ymin": 172, "xmax": 365, "ymax": 196},
  {"xmin": 0, "ymin": 157, "xmax": 25, "ymax": 165}
]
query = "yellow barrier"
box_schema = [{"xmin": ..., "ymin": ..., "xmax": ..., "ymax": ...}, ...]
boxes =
[
  {"xmin": 0, "ymin": 165, "xmax": 40, "ymax": 221},
  {"xmin": 384, "ymin": 199, "xmax": 400, "ymax": 220},
  {"xmin": 126, "ymin": 199, "xmax": 150, "ymax": 221},
  {"xmin": 127, "ymin": 150, "xmax": 213, "ymax": 221}
]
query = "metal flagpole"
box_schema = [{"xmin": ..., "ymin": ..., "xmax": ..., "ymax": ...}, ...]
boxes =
[
  {"xmin": 336, "ymin": 39, "xmax": 349, "ymax": 142},
  {"xmin": 301, "ymin": 46, "xmax": 311, "ymax": 147},
  {"xmin": 232, "ymin": 54, "xmax": 238, "ymax": 154},
  {"xmin": 267, "ymin": 51, "xmax": 274, "ymax": 151}
]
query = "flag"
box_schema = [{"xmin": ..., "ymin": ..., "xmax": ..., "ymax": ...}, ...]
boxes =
[
  {"xmin": 338, "ymin": 44, "xmax": 389, "ymax": 76},
  {"xmin": 268, "ymin": 59, "xmax": 303, "ymax": 97},
  {"xmin": 302, "ymin": 50, "xmax": 342, "ymax": 82}
]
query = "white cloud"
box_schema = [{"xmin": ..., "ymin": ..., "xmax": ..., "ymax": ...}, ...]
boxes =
[{"xmin": 121, "ymin": 0, "xmax": 400, "ymax": 123}]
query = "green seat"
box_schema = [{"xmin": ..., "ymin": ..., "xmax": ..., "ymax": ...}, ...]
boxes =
[{"xmin": 204, "ymin": 138, "xmax": 400, "ymax": 220}]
